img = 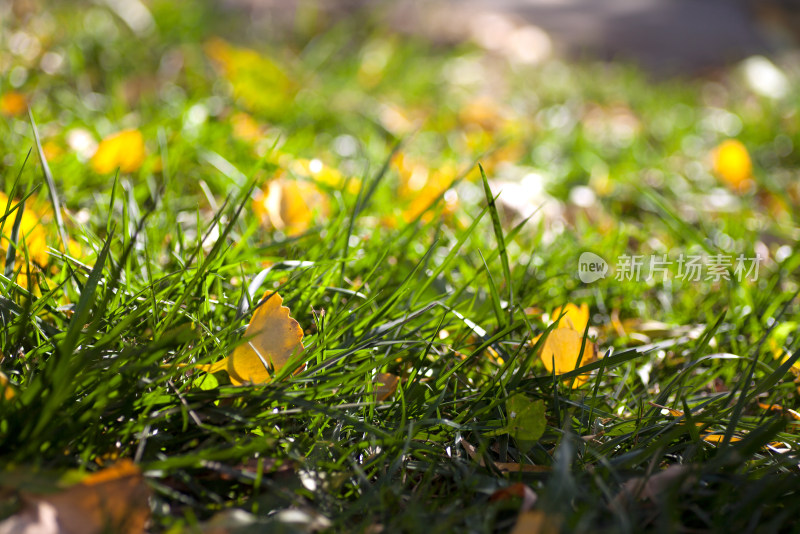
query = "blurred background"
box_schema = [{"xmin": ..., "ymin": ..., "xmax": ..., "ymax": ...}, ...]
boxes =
[{"xmin": 221, "ymin": 0, "xmax": 800, "ymax": 75}]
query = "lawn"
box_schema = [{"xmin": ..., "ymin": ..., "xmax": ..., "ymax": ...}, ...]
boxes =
[{"xmin": 1, "ymin": 1, "xmax": 800, "ymax": 532}]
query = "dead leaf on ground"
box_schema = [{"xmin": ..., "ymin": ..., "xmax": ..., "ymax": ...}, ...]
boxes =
[
  {"xmin": 0, "ymin": 459, "xmax": 150, "ymax": 534},
  {"xmin": 489, "ymin": 482, "xmax": 538, "ymax": 512},
  {"xmin": 460, "ymin": 439, "xmax": 550, "ymax": 474},
  {"xmin": 610, "ymin": 464, "xmax": 694, "ymax": 512},
  {"xmin": 510, "ymin": 510, "xmax": 561, "ymax": 534},
  {"xmin": 374, "ymin": 373, "xmax": 399, "ymax": 402},
  {"xmin": 198, "ymin": 291, "xmax": 304, "ymax": 385}
]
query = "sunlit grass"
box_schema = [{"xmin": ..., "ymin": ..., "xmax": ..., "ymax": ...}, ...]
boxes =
[{"xmin": 1, "ymin": 1, "xmax": 799, "ymax": 532}]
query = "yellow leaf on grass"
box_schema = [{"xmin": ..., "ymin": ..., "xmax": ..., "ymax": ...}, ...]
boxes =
[
  {"xmin": 538, "ymin": 328, "xmax": 597, "ymax": 388},
  {"xmin": 551, "ymin": 303, "xmax": 589, "ymax": 332},
  {"xmin": 712, "ymin": 139, "xmax": 752, "ymax": 193},
  {"xmin": 392, "ymin": 153, "xmax": 459, "ymax": 222},
  {"xmin": 252, "ymin": 177, "xmax": 329, "ymax": 236},
  {"xmin": 199, "ymin": 292, "xmax": 304, "ymax": 385},
  {"xmin": 701, "ymin": 433, "xmax": 742, "ymax": 444},
  {"xmin": 758, "ymin": 402, "xmax": 800, "ymax": 421},
  {"xmin": 0, "ymin": 192, "xmax": 52, "ymax": 287},
  {"xmin": 91, "ymin": 129, "xmax": 145, "ymax": 174}
]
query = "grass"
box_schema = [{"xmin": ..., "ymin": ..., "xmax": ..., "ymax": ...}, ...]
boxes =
[{"xmin": 2, "ymin": 1, "xmax": 800, "ymax": 532}]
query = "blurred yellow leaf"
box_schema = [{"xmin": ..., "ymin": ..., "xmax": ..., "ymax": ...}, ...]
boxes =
[
  {"xmin": 204, "ymin": 37, "xmax": 295, "ymax": 117},
  {"xmin": 0, "ymin": 371, "xmax": 15, "ymax": 400},
  {"xmin": 459, "ymin": 96, "xmax": 509, "ymax": 132},
  {"xmin": 392, "ymin": 153, "xmax": 458, "ymax": 222},
  {"xmin": 91, "ymin": 130, "xmax": 145, "ymax": 174},
  {"xmin": 701, "ymin": 433, "xmax": 741, "ymax": 444},
  {"xmin": 538, "ymin": 328, "xmax": 597, "ymax": 388},
  {"xmin": 551, "ymin": 302, "xmax": 589, "ymax": 332},
  {"xmin": 198, "ymin": 292, "xmax": 304, "ymax": 385},
  {"xmin": 0, "ymin": 460, "xmax": 150, "ymax": 534},
  {"xmin": 252, "ymin": 176, "xmax": 328, "ymax": 236},
  {"xmin": 0, "ymin": 91, "xmax": 27, "ymax": 116},
  {"xmin": 42, "ymin": 140, "xmax": 63, "ymax": 163},
  {"xmin": 0, "ymin": 191, "xmax": 51, "ymax": 287},
  {"xmin": 712, "ymin": 139, "xmax": 752, "ymax": 193},
  {"xmin": 758, "ymin": 402, "xmax": 800, "ymax": 421},
  {"xmin": 230, "ymin": 112, "xmax": 265, "ymax": 144}
]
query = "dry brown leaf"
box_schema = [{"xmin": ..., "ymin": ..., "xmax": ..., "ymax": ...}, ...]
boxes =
[
  {"xmin": 460, "ymin": 440, "xmax": 550, "ymax": 474},
  {"xmin": 611, "ymin": 464, "xmax": 693, "ymax": 512},
  {"xmin": 198, "ymin": 292, "xmax": 304, "ymax": 385},
  {"xmin": 374, "ymin": 373, "xmax": 399, "ymax": 402},
  {"xmin": 0, "ymin": 459, "xmax": 150, "ymax": 534},
  {"xmin": 488, "ymin": 483, "xmax": 538, "ymax": 512}
]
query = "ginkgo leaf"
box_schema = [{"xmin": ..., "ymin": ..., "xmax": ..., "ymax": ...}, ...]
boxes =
[
  {"xmin": 91, "ymin": 129, "xmax": 146, "ymax": 174},
  {"xmin": 551, "ymin": 302, "xmax": 589, "ymax": 332},
  {"xmin": 198, "ymin": 291, "xmax": 304, "ymax": 385},
  {"xmin": 538, "ymin": 328, "xmax": 597, "ymax": 388}
]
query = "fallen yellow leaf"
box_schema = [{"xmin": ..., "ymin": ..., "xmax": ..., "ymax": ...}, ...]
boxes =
[
  {"xmin": 712, "ymin": 139, "xmax": 752, "ymax": 193},
  {"xmin": 538, "ymin": 328, "xmax": 597, "ymax": 388},
  {"xmin": 551, "ymin": 302, "xmax": 589, "ymax": 332},
  {"xmin": 91, "ymin": 129, "xmax": 145, "ymax": 174},
  {"xmin": 701, "ymin": 433, "xmax": 742, "ymax": 444},
  {"xmin": 758, "ymin": 402, "xmax": 800, "ymax": 421},
  {"xmin": 252, "ymin": 176, "xmax": 329, "ymax": 236},
  {"xmin": 199, "ymin": 291, "xmax": 304, "ymax": 385},
  {"xmin": 0, "ymin": 191, "xmax": 53, "ymax": 287}
]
